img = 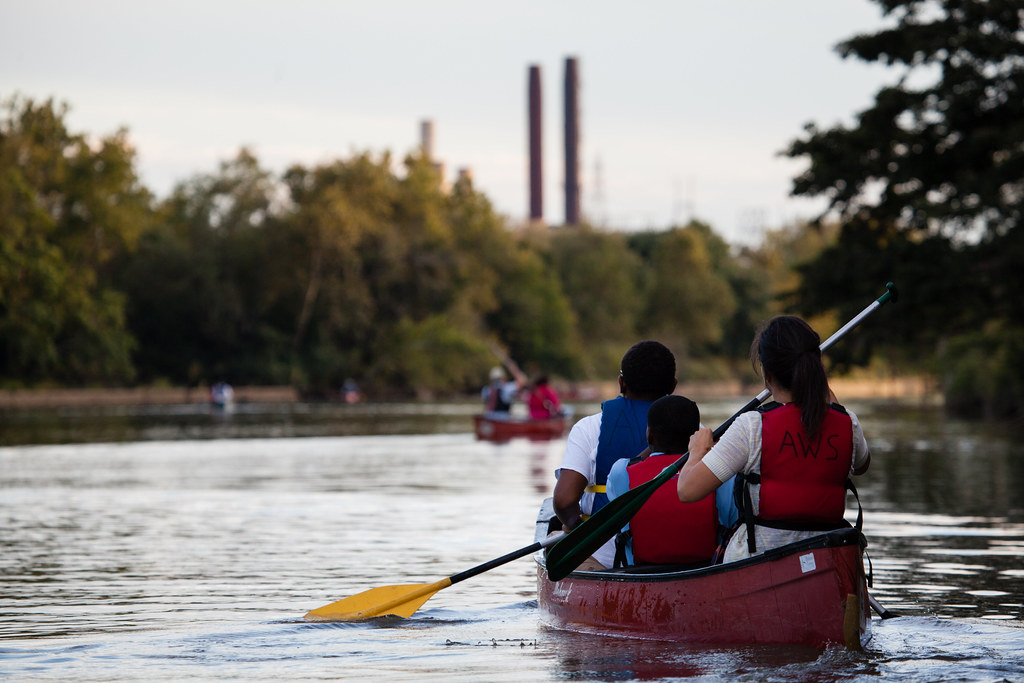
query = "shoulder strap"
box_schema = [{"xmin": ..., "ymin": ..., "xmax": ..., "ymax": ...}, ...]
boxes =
[
  {"xmin": 846, "ymin": 478, "xmax": 863, "ymax": 532},
  {"xmin": 829, "ymin": 401, "xmax": 849, "ymax": 415},
  {"xmin": 739, "ymin": 473, "xmax": 865, "ymax": 555}
]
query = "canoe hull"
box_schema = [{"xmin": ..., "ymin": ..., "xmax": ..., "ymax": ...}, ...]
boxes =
[
  {"xmin": 536, "ymin": 529, "xmax": 869, "ymax": 649},
  {"xmin": 473, "ymin": 414, "xmax": 566, "ymax": 441}
]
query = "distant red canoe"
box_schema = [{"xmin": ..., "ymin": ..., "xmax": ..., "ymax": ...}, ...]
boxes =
[
  {"xmin": 535, "ymin": 520, "xmax": 870, "ymax": 649},
  {"xmin": 473, "ymin": 414, "xmax": 567, "ymax": 441}
]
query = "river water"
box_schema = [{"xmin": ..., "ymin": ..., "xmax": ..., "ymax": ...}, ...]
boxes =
[{"xmin": 2, "ymin": 396, "xmax": 1023, "ymax": 681}]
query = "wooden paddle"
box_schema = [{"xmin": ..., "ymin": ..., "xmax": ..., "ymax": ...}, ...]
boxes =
[
  {"xmin": 544, "ymin": 283, "xmax": 899, "ymax": 581},
  {"xmin": 304, "ymin": 532, "xmax": 564, "ymax": 621},
  {"xmin": 488, "ymin": 342, "xmax": 529, "ymax": 385}
]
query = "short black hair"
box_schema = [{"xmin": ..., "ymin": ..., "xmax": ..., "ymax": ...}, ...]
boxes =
[
  {"xmin": 620, "ymin": 340, "xmax": 676, "ymax": 399},
  {"xmin": 646, "ymin": 395, "xmax": 700, "ymax": 454}
]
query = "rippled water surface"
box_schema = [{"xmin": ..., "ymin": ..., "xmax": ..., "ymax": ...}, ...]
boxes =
[{"xmin": 2, "ymin": 397, "xmax": 1023, "ymax": 681}]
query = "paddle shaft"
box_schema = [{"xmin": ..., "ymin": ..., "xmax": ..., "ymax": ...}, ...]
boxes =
[
  {"xmin": 869, "ymin": 593, "xmax": 900, "ymax": 619},
  {"xmin": 712, "ymin": 281, "xmax": 898, "ymax": 438},
  {"xmin": 544, "ymin": 283, "xmax": 898, "ymax": 581},
  {"xmin": 488, "ymin": 343, "xmax": 529, "ymax": 385},
  {"xmin": 450, "ymin": 532, "xmax": 562, "ymax": 585}
]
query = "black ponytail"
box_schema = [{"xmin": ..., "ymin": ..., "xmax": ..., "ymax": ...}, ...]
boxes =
[{"xmin": 751, "ymin": 316, "xmax": 829, "ymax": 439}]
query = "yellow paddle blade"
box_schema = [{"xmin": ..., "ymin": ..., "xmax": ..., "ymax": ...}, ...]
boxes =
[{"xmin": 303, "ymin": 578, "xmax": 452, "ymax": 621}]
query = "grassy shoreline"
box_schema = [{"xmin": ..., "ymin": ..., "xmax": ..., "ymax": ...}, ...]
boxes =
[{"xmin": 0, "ymin": 376, "xmax": 938, "ymax": 409}]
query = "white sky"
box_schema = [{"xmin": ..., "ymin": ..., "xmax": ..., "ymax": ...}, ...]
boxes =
[{"xmin": 1, "ymin": 0, "xmax": 896, "ymax": 245}]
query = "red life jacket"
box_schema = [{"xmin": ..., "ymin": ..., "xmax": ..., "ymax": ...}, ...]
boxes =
[
  {"xmin": 758, "ymin": 402, "xmax": 853, "ymax": 524},
  {"xmin": 626, "ymin": 454, "xmax": 717, "ymax": 564}
]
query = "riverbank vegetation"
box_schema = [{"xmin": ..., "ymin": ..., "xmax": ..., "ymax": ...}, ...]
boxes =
[
  {"xmin": 2, "ymin": 1, "xmax": 1020, "ymax": 420},
  {"xmin": 0, "ymin": 99, "xmax": 813, "ymax": 397}
]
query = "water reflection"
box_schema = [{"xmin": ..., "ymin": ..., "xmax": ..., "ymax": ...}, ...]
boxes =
[
  {"xmin": 2, "ymin": 398, "xmax": 1024, "ymax": 680},
  {"xmin": 0, "ymin": 400, "xmax": 516, "ymax": 446}
]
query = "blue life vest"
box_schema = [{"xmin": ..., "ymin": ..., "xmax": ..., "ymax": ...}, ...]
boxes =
[{"xmin": 593, "ymin": 396, "xmax": 653, "ymax": 512}]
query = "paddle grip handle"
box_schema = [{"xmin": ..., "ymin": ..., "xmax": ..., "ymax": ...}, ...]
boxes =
[{"xmin": 878, "ymin": 282, "xmax": 898, "ymax": 305}]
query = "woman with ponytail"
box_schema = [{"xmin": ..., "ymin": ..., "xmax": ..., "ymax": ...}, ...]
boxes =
[{"xmin": 677, "ymin": 316, "xmax": 871, "ymax": 562}]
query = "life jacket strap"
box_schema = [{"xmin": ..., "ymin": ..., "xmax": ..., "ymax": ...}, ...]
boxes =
[
  {"xmin": 738, "ymin": 472, "xmax": 863, "ymax": 554},
  {"xmin": 739, "ymin": 472, "xmax": 760, "ymax": 554},
  {"xmin": 613, "ymin": 529, "xmax": 632, "ymax": 569}
]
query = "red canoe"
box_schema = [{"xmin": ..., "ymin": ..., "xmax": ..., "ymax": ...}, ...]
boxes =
[
  {"xmin": 473, "ymin": 414, "xmax": 567, "ymax": 442},
  {"xmin": 534, "ymin": 508, "xmax": 870, "ymax": 649}
]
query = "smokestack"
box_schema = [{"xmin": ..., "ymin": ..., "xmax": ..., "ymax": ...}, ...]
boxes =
[
  {"xmin": 420, "ymin": 119, "xmax": 434, "ymax": 160},
  {"xmin": 528, "ymin": 65, "xmax": 543, "ymax": 223},
  {"xmin": 563, "ymin": 57, "xmax": 580, "ymax": 226}
]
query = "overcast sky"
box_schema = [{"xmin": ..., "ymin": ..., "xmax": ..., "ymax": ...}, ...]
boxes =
[{"xmin": 2, "ymin": 0, "xmax": 896, "ymax": 245}]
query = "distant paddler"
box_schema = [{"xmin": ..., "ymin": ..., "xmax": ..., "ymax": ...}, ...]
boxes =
[
  {"xmin": 482, "ymin": 344, "xmax": 529, "ymax": 418},
  {"xmin": 481, "ymin": 366, "xmax": 525, "ymax": 418}
]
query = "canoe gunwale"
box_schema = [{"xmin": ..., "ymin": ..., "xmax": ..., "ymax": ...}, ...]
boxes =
[{"xmin": 538, "ymin": 527, "xmax": 867, "ymax": 584}]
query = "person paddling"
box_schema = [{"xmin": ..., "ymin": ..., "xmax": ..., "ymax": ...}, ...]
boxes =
[
  {"xmin": 552, "ymin": 340, "xmax": 677, "ymax": 570},
  {"xmin": 677, "ymin": 315, "xmax": 871, "ymax": 562},
  {"xmin": 481, "ymin": 366, "xmax": 524, "ymax": 417},
  {"xmin": 526, "ymin": 374, "xmax": 562, "ymax": 419}
]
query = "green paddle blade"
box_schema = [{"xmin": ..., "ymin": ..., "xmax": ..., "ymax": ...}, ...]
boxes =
[
  {"xmin": 304, "ymin": 578, "xmax": 450, "ymax": 621},
  {"xmin": 545, "ymin": 475, "xmax": 667, "ymax": 581}
]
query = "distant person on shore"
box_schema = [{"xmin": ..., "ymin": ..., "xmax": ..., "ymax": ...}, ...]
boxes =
[
  {"xmin": 342, "ymin": 378, "xmax": 361, "ymax": 404},
  {"xmin": 526, "ymin": 374, "xmax": 562, "ymax": 419},
  {"xmin": 481, "ymin": 366, "xmax": 524, "ymax": 417},
  {"xmin": 551, "ymin": 340, "xmax": 677, "ymax": 570},
  {"xmin": 606, "ymin": 394, "xmax": 720, "ymax": 567},
  {"xmin": 677, "ymin": 315, "xmax": 871, "ymax": 563},
  {"xmin": 210, "ymin": 381, "xmax": 234, "ymax": 408}
]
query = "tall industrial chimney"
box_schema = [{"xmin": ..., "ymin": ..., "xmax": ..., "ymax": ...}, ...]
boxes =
[
  {"xmin": 528, "ymin": 65, "xmax": 543, "ymax": 223},
  {"xmin": 420, "ymin": 120, "xmax": 435, "ymax": 160},
  {"xmin": 563, "ymin": 57, "xmax": 580, "ymax": 225}
]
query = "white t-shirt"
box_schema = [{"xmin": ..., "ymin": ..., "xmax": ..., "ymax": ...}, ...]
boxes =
[
  {"xmin": 701, "ymin": 407, "xmax": 870, "ymax": 562},
  {"xmin": 554, "ymin": 412, "xmax": 616, "ymax": 567},
  {"xmin": 555, "ymin": 412, "xmax": 707, "ymax": 568}
]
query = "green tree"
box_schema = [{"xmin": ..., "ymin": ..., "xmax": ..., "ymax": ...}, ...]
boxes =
[
  {"xmin": 546, "ymin": 224, "xmax": 641, "ymax": 377},
  {"xmin": 486, "ymin": 245, "xmax": 580, "ymax": 377},
  {"xmin": 628, "ymin": 224, "xmax": 736, "ymax": 378},
  {"xmin": 277, "ymin": 153, "xmax": 393, "ymax": 389},
  {"xmin": 120, "ymin": 148, "xmax": 285, "ymax": 385},
  {"xmin": 732, "ymin": 221, "xmax": 839, "ymax": 359},
  {"xmin": 278, "ymin": 154, "xmax": 549, "ymax": 395},
  {"xmin": 789, "ymin": 0, "xmax": 1024, "ymax": 239},
  {"xmin": 784, "ymin": 0, "xmax": 1024, "ymax": 415},
  {"xmin": 0, "ymin": 96, "xmax": 150, "ymax": 385}
]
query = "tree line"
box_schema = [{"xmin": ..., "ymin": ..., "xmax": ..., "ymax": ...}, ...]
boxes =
[{"xmin": 2, "ymin": 95, "xmax": 827, "ymax": 397}]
